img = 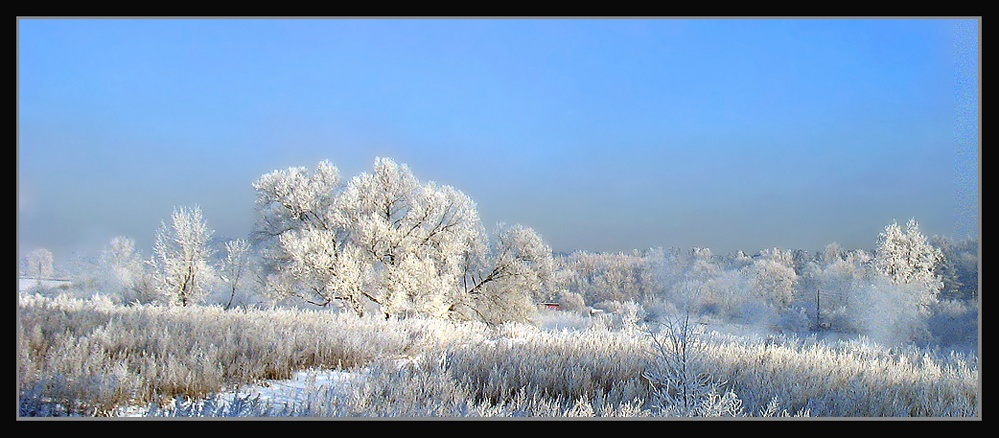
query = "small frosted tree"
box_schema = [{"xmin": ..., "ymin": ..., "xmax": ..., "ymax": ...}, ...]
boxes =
[
  {"xmin": 218, "ymin": 238, "xmax": 251, "ymax": 310},
  {"xmin": 26, "ymin": 248, "xmax": 54, "ymax": 281},
  {"xmin": 557, "ymin": 290, "xmax": 587, "ymax": 314},
  {"xmin": 747, "ymin": 247, "xmax": 798, "ymax": 311},
  {"xmin": 101, "ymin": 236, "xmax": 138, "ymax": 287},
  {"xmin": 638, "ymin": 247, "xmax": 671, "ymax": 304},
  {"xmin": 99, "ymin": 236, "xmax": 156, "ymax": 304},
  {"xmin": 699, "ymin": 268, "xmax": 752, "ymax": 321},
  {"xmin": 928, "ymin": 235, "xmax": 978, "ymax": 301},
  {"xmin": 150, "ymin": 206, "xmax": 215, "ymax": 307},
  {"xmin": 874, "ymin": 218, "xmax": 944, "ymax": 307},
  {"xmin": 643, "ymin": 310, "xmax": 745, "ymax": 417},
  {"xmin": 820, "ymin": 242, "xmax": 844, "ymax": 265}
]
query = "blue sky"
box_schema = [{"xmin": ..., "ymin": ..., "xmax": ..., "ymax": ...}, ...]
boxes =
[{"xmin": 17, "ymin": 18, "xmax": 980, "ymax": 261}]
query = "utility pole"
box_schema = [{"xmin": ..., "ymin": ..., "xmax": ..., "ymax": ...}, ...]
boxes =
[{"xmin": 814, "ymin": 288, "xmax": 822, "ymax": 331}]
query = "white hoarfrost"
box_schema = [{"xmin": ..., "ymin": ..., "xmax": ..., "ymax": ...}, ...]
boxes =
[
  {"xmin": 218, "ymin": 238, "xmax": 252, "ymax": 310},
  {"xmin": 251, "ymin": 157, "xmax": 555, "ymax": 324},
  {"xmin": 874, "ymin": 218, "xmax": 944, "ymax": 295},
  {"xmin": 748, "ymin": 247, "xmax": 798, "ymax": 310},
  {"xmin": 149, "ymin": 206, "xmax": 215, "ymax": 307}
]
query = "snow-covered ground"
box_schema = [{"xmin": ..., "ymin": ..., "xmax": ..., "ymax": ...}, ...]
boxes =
[
  {"xmin": 113, "ymin": 367, "xmax": 366, "ymax": 417},
  {"xmin": 226, "ymin": 368, "xmax": 363, "ymax": 407}
]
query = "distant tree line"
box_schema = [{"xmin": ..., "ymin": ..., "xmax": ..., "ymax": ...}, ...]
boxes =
[
  {"xmin": 551, "ymin": 219, "xmax": 977, "ymax": 347},
  {"xmin": 19, "ymin": 157, "xmax": 979, "ymax": 346}
]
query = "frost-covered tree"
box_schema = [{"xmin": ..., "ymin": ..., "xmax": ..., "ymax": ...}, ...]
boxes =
[
  {"xmin": 338, "ymin": 158, "xmax": 485, "ymax": 319},
  {"xmin": 929, "ymin": 235, "xmax": 979, "ymax": 301},
  {"xmin": 820, "ymin": 242, "xmax": 844, "ymax": 265},
  {"xmin": 852, "ymin": 274, "xmax": 939, "ymax": 345},
  {"xmin": 800, "ymin": 245, "xmax": 935, "ymax": 343},
  {"xmin": 747, "ymin": 247, "xmax": 798, "ymax": 311},
  {"xmin": 26, "ymin": 248, "xmax": 54, "ymax": 280},
  {"xmin": 252, "ymin": 157, "xmax": 554, "ymax": 324},
  {"xmin": 644, "ymin": 310, "xmax": 744, "ymax": 417},
  {"xmin": 252, "ymin": 160, "xmax": 366, "ymax": 311},
  {"xmin": 101, "ymin": 236, "xmax": 138, "ymax": 287},
  {"xmin": 557, "ymin": 249, "xmax": 658, "ymax": 306},
  {"xmin": 99, "ymin": 236, "xmax": 156, "ymax": 305},
  {"xmin": 686, "ymin": 247, "xmax": 720, "ymax": 283},
  {"xmin": 557, "ymin": 290, "xmax": 587, "ymax": 314},
  {"xmin": 455, "ymin": 223, "xmax": 555, "ymax": 324},
  {"xmin": 875, "ymin": 219, "xmax": 943, "ymax": 287},
  {"xmin": 150, "ymin": 206, "xmax": 215, "ymax": 307},
  {"xmin": 699, "ymin": 268, "xmax": 752, "ymax": 321},
  {"xmin": 727, "ymin": 250, "xmax": 754, "ymax": 270},
  {"xmin": 218, "ymin": 238, "xmax": 251, "ymax": 310},
  {"xmin": 278, "ymin": 228, "xmax": 371, "ymax": 313},
  {"xmin": 637, "ymin": 247, "xmax": 671, "ymax": 304},
  {"xmin": 874, "ymin": 218, "xmax": 944, "ymax": 306}
]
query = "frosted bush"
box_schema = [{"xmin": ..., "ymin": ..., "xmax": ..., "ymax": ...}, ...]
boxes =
[{"xmin": 592, "ymin": 300, "xmax": 644, "ymax": 331}]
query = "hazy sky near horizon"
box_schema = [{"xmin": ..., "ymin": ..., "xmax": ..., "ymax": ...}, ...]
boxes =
[{"xmin": 18, "ymin": 18, "xmax": 980, "ymax": 261}]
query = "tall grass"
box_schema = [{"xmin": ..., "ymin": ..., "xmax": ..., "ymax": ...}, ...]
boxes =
[
  {"xmin": 18, "ymin": 293, "xmax": 450, "ymax": 416},
  {"xmin": 17, "ymin": 292, "xmax": 979, "ymax": 417},
  {"xmin": 441, "ymin": 322, "xmax": 652, "ymax": 411},
  {"xmin": 694, "ymin": 331, "xmax": 979, "ymax": 417}
]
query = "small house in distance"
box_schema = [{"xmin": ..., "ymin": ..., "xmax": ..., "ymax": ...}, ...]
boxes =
[{"xmin": 539, "ymin": 302, "xmax": 559, "ymax": 310}]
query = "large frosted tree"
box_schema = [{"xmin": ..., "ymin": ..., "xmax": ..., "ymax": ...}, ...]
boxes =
[
  {"xmin": 455, "ymin": 223, "xmax": 555, "ymax": 324},
  {"xmin": 337, "ymin": 158, "xmax": 485, "ymax": 319},
  {"xmin": 252, "ymin": 157, "xmax": 553, "ymax": 323},
  {"xmin": 150, "ymin": 206, "xmax": 215, "ymax": 307},
  {"xmin": 251, "ymin": 160, "xmax": 366, "ymax": 311}
]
